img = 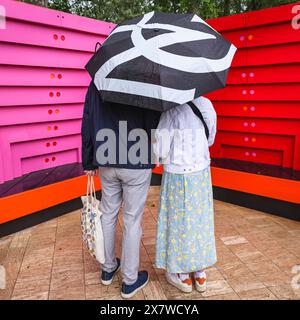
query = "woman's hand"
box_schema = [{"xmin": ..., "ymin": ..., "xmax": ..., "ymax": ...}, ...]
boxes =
[{"xmin": 84, "ymin": 169, "xmax": 99, "ymax": 176}]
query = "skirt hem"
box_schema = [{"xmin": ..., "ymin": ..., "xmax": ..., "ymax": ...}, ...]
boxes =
[{"xmin": 155, "ymin": 260, "xmax": 217, "ymax": 274}]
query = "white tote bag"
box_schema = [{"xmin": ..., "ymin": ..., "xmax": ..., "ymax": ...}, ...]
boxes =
[{"xmin": 81, "ymin": 175, "xmax": 105, "ymax": 264}]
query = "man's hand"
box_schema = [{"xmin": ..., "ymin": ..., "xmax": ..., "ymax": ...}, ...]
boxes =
[{"xmin": 84, "ymin": 169, "xmax": 99, "ymax": 176}]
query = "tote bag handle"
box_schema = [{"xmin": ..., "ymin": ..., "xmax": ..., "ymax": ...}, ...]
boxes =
[{"xmin": 86, "ymin": 175, "xmax": 97, "ymax": 205}]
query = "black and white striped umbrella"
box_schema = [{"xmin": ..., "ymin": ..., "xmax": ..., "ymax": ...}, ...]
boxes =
[{"xmin": 85, "ymin": 11, "xmax": 237, "ymax": 112}]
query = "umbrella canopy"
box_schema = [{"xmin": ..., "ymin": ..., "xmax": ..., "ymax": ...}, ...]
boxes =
[{"xmin": 85, "ymin": 11, "xmax": 237, "ymax": 112}]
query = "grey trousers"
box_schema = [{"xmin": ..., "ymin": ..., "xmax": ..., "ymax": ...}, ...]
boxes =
[{"xmin": 99, "ymin": 167, "xmax": 152, "ymax": 285}]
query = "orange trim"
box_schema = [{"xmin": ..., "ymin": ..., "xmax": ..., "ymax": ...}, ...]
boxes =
[
  {"xmin": 1, "ymin": 166, "xmax": 299, "ymax": 224},
  {"xmin": 0, "ymin": 175, "xmax": 101, "ymax": 224},
  {"xmin": 155, "ymin": 166, "xmax": 300, "ymax": 204},
  {"xmin": 211, "ymin": 167, "xmax": 300, "ymax": 204},
  {"xmin": 153, "ymin": 165, "xmax": 163, "ymax": 175}
]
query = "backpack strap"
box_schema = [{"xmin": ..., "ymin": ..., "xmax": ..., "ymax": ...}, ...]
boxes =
[{"xmin": 187, "ymin": 101, "xmax": 209, "ymax": 140}]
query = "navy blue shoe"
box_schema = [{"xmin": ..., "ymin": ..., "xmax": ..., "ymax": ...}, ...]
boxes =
[
  {"xmin": 121, "ymin": 271, "xmax": 149, "ymax": 299},
  {"xmin": 101, "ymin": 258, "xmax": 120, "ymax": 286}
]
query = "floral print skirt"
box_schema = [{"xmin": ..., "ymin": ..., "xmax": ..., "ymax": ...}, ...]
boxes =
[{"xmin": 155, "ymin": 167, "xmax": 217, "ymax": 273}]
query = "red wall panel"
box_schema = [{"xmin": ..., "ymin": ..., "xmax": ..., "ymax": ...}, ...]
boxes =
[{"xmin": 207, "ymin": 2, "xmax": 300, "ymax": 171}]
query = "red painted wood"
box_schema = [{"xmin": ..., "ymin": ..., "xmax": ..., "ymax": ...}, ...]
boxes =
[
  {"xmin": 211, "ymin": 132, "xmax": 295, "ymax": 168},
  {"xmin": 214, "ymin": 101, "xmax": 300, "ymax": 119},
  {"xmin": 207, "ymin": 4, "xmax": 300, "ymax": 171},
  {"xmin": 246, "ymin": 43, "xmax": 300, "ymax": 66},
  {"xmin": 227, "ymin": 64, "xmax": 300, "ymax": 84},
  {"xmin": 217, "ymin": 118, "xmax": 300, "ymax": 137},
  {"xmin": 215, "ymin": 117, "xmax": 300, "ymax": 170},
  {"xmin": 208, "ymin": 2, "xmax": 299, "ymax": 30},
  {"xmin": 245, "ymin": 3, "xmax": 300, "ymax": 28},
  {"xmin": 222, "ymin": 21, "xmax": 300, "ymax": 49},
  {"xmin": 221, "ymin": 145, "xmax": 283, "ymax": 166},
  {"xmin": 207, "ymin": 84, "xmax": 300, "ymax": 101},
  {"xmin": 229, "ymin": 43, "xmax": 300, "ymax": 68}
]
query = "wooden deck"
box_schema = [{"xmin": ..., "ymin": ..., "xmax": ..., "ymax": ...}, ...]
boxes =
[{"xmin": 1, "ymin": 186, "xmax": 300, "ymax": 300}]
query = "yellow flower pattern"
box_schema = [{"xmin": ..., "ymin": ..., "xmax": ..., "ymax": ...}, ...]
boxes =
[{"xmin": 155, "ymin": 167, "xmax": 217, "ymax": 273}]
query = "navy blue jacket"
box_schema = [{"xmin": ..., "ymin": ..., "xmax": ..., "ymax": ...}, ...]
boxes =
[{"xmin": 81, "ymin": 82, "xmax": 160, "ymax": 170}]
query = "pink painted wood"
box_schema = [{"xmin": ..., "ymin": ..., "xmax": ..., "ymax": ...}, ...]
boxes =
[
  {"xmin": 11, "ymin": 135, "xmax": 81, "ymax": 177},
  {"xmin": 0, "ymin": 87, "xmax": 87, "ymax": 106},
  {"xmin": 0, "ymin": 18, "xmax": 107, "ymax": 52},
  {"xmin": 0, "ymin": 42, "xmax": 94, "ymax": 68},
  {"xmin": 0, "ymin": 0, "xmax": 115, "ymax": 183},
  {"xmin": 0, "ymin": 66, "xmax": 90, "ymax": 87},
  {"xmin": 0, "ymin": 119, "xmax": 81, "ymax": 182},
  {"xmin": 0, "ymin": 104, "xmax": 84, "ymax": 126}
]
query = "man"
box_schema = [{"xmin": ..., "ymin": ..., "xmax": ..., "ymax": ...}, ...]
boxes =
[{"xmin": 81, "ymin": 81, "xmax": 160, "ymax": 298}]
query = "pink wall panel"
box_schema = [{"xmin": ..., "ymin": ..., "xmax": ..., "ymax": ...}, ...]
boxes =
[
  {"xmin": 0, "ymin": 87, "xmax": 87, "ymax": 106},
  {"xmin": 0, "ymin": 66, "xmax": 90, "ymax": 86},
  {"xmin": 20, "ymin": 149, "xmax": 79, "ymax": 175},
  {"xmin": 0, "ymin": 42, "xmax": 93, "ymax": 68},
  {"xmin": 0, "ymin": 0, "xmax": 115, "ymax": 183},
  {"xmin": 0, "ymin": 18, "xmax": 107, "ymax": 51},
  {"xmin": 0, "ymin": 104, "xmax": 84, "ymax": 126},
  {"xmin": 11, "ymin": 135, "xmax": 81, "ymax": 177},
  {"xmin": 0, "ymin": 0, "xmax": 115, "ymax": 34},
  {"xmin": 0, "ymin": 119, "xmax": 81, "ymax": 181}
]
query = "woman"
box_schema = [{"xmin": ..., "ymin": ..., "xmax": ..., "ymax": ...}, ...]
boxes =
[{"xmin": 153, "ymin": 96, "xmax": 217, "ymax": 293}]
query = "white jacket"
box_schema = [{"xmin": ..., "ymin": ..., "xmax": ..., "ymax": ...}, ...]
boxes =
[{"xmin": 153, "ymin": 97, "xmax": 217, "ymax": 174}]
